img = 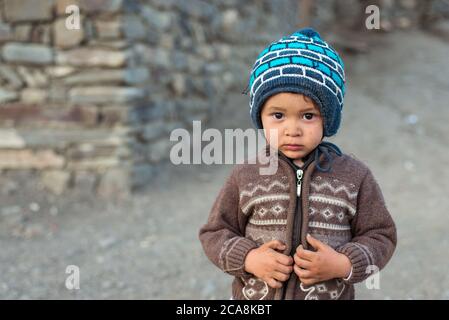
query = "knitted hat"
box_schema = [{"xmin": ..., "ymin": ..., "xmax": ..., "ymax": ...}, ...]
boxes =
[{"xmin": 247, "ymin": 28, "xmax": 346, "ymax": 137}]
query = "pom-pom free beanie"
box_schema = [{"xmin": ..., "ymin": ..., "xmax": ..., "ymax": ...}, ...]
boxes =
[{"xmin": 248, "ymin": 28, "xmax": 346, "ymax": 137}]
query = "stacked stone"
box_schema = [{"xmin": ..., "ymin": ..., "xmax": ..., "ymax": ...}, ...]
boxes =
[
  {"xmin": 0, "ymin": 0, "xmax": 447, "ymax": 196},
  {"xmin": 0, "ymin": 0, "xmax": 297, "ymax": 196},
  {"xmin": 0, "ymin": 0, "xmax": 140, "ymax": 196}
]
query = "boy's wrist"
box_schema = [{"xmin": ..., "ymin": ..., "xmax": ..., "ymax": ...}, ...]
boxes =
[
  {"xmin": 335, "ymin": 252, "xmax": 352, "ymax": 279},
  {"xmin": 243, "ymin": 248, "xmax": 256, "ymax": 274}
]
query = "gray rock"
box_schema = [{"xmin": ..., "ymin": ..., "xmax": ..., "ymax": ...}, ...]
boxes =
[
  {"xmin": 147, "ymin": 47, "xmax": 171, "ymax": 68},
  {"xmin": 141, "ymin": 121, "xmax": 166, "ymax": 142},
  {"xmin": 95, "ymin": 20, "xmax": 122, "ymax": 39},
  {"xmin": 149, "ymin": 0, "xmax": 176, "ymax": 10},
  {"xmin": 63, "ymin": 68, "xmax": 149, "ymax": 85},
  {"xmin": 181, "ymin": 99, "xmax": 209, "ymax": 114},
  {"xmin": 220, "ymin": 9, "xmax": 240, "ymax": 32},
  {"xmin": 0, "ymin": 23, "xmax": 12, "ymax": 42},
  {"xmin": 56, "ymin": 48, "xmax": 127, "ymax": 67},
  {"xmin": 0, "ymin": 149, "xmax": 65, "ymax": 169},
  {"xmin": 69, "ymin": 86, "xmax": 146, "ymax": 104},
  {"xmin": 29, "ymin": 202, "xmax": 40, "ymax": 212},
  {"xmin": 399, "ymin": 0, "xmax": 417, "ymax": 9},
  {"xmin": 53, "ymin": 18, "xmax": 84, "ymax": 49},
  {"xmin": 63, "ymin": 70, "xmax": 125, "ymax": 85},
  {"xmin": 124, "ymin": 68, "xmax": 149, "ymax": 84},
  {"xmin": 56, "ymin": 0, "xmax": 79, "ymax": 16},
  {"xmin": 187, "ymin": 55, "xmax": 202, "ymax": 75},
  {"xmin": 32, "ymin": 24, "xmax": 51, "ymax": 44},
  {"xmin": 100, "ymin": 106, "xmax": 133, "ymax": 126},
  {"xmin": 16, "ymin": 67, "xmax": 49, "ymax": 88},
  {"xmin": 4, "ymin": 0, "xmax": 53, "ymax": 22},
  {"xmin": 0, "ymin": 129, "xmax": 26, "ymax": 149},
  {"xmin": 67, "ymin": 156, "xmax": 120, "ymax": 170},
  {"xmin": 46, "ymin": 66, "xmax": 76, "ymax": 78},
  {"xmin": 171, "ymin": 51, "xmax": 188, "ymax": 71},
  {"xmin": 0, "ymin": 88, "xmax": 18, "ymax": 103},
  {"xmin": 17, "ymin": 128, "xmax": 125, "ymax": 149},
  {"xmin": 0, "ymin": 65, "xmax": 23, "ymax": 89},
  {"xmin": 79, "ymin": 0, "xmax": 123, "ymax": 13},
  {"xmin": 171, "ymin": 74, "xmax": 186, "ymax": 96},
  {"xmin": 141, "ymin": 5, "xmax": 172, "ymax": 31},
  {"xmin": 13, "ymin": 24, "xmax": 32, "ymax": 42},
  {"xmin": 87, "ymin": 40, "xmax": 129, "ymax": 50},
  {"xmin": 122, "ymin": 15, "xmax": 146, "ymax": 40},
  {"xmin": 20, "ymin": 88, "xmax": 48, "ymax": 104},
  {"xmin": 48, "ymin": 85, "xmax": 68, "ymax": 103},
  {"xmin": 2, "ymin": 43, "xmax": 53, "ymax": 65},
  {"xmin": 174, "ymin": 0, "xmax": 217, "ymax": 21}
]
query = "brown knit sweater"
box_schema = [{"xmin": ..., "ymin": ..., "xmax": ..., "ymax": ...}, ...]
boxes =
[{"xmin": 198, "ymin": 146, "xmax": 397, "ymax": 300}]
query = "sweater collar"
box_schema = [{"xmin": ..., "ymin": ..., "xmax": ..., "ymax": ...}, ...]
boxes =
[{"xmin": 266, "ymin": 141, "xmax": 342, "ymax": 173}]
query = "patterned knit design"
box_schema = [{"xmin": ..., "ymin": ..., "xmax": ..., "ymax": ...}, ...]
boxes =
[
  {"xmin": 240, "ymin": 176, "xmax": 291, "ymax": 247},
  {"xmin": 248, "ymin": 28, "xmax": 346, "ymax": 137},
  {"xmin": 199, "ymin": 152, "xmax": 397, "ymax": 301},
  {"xmin": 307, "ymin": 175, "xmax": 357, "ymax": 250}
]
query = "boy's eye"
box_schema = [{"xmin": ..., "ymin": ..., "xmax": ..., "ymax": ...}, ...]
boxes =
[
  {"xmin": 303, "ymin": 113, "xmax": 315, "ymax": 120},
  {"xmin": 272, "ymin": 112, "xmax": 284, "ymax": 120}
]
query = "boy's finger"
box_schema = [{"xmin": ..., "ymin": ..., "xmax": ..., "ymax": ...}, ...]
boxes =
[
  {"xmin": 275, "ymin": 263, "xmax": 293, "ymax": 275},
  {"xmin": 265, "ymin": 240, "xmax": 286, "ymax": 251},
  {"xmin": 293, "ymin": 254, "xmax": 313, "ymax": 269},
  {"xmin": 300, "ymin": 277, "xmax": 319, "ymax": 287},
  {"xmin": 306, "ymin": 233, "xmax": 325, "ymax": 250},
  {"xmin": 296, "ymin": 246, "xmax": 315, "ymax": 261},
  {"xmin": 294, "ymin": 264, "xmax": 313, "ymax": 279},
  {"xmin": 267, "ymin": 278, "xmax": 282, "ymax": 289},
  {"xmin": 272, "ymin": 271, "xmax": 290, "ymax": 282},
  {"xmin": 274, "ymin": 253, "xmax": 293, "ymax": 266}
]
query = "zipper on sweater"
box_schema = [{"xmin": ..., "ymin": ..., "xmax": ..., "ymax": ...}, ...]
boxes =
[
  {"xmin": 296, "ymin": 169, "xmax": 303, "ymax": 197},
  {"xmin": 280, "ymin": 169, "xmax": 303, "ymax": 300},
  {"xmin": 291, "ymin": 168, "xmax": 303, "ymax": 261},
  {"xmin": 277, "ymin": 154, "xmax": 313, "ymax": 300}
]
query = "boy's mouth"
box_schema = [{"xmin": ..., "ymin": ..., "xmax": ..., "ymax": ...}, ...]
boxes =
[{"xmin": 283, "ymin": 144, "xmax": 304, "ymax": 151}]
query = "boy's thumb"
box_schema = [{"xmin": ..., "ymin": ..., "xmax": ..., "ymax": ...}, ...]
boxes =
[{"xmin": 266, "ymin": 240, "xmax": 286, "ymax": 250}]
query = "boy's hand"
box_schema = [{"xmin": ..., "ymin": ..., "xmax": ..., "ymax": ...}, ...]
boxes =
[
  {"xmin": 244, "ymin": 240, "xmax": 294, "ymax": 289},
  {"xmin": 293, "ymin": 234, "xmax": 352, "ymax": 286}
]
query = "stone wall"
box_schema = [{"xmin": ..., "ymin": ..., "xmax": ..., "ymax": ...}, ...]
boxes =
[
  {"xmin": 0, "ymin": 0, "xmax": 298, "ymax": 196},
  {"xmin": 0, "ymin": 0, "xmax": 447, "ymax": 196}
]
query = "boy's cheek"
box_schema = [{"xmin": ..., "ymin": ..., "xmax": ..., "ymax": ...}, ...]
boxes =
[{"xmin": 263, "ymin": 129, "xmax": 280, "ymax": 148}]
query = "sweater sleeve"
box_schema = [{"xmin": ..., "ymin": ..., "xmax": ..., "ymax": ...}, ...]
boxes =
[
  {"xmin": 198, "ymin": 167, "xmax": 258, "ymax": 278},
  {"xmin": 336, "ymin": 168, "xmax": 397, "ymax": 285}
]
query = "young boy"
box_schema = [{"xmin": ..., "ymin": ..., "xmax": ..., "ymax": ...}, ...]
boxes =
[{"xmin": 198, "ymin": 28, "xmax": 397, "ymax": 300}]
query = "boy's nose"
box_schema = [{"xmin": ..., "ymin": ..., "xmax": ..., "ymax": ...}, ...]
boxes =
[{"xmin": 285, "ymin": 123, "xmax": 302, "ymax": 137}]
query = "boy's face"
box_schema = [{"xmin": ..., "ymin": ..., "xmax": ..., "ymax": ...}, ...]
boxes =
[{"xmin": 260, "ymin": 92, "xmax": 323, "ymax": 165}]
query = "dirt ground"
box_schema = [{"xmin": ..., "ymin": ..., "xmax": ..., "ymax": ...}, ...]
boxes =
[{"xmin": 0, "ymin": 30, "xmax": 448, "ymax": 299}]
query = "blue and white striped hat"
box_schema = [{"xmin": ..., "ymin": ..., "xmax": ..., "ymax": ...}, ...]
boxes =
[{"xmin": 248, "ymin": 28, "xmax": 346, "ymax": 137}]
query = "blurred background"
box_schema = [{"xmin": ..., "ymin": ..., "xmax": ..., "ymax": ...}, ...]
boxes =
[{"xmin": 0, "ymin": 0, "xmax": 448, "ymax": 299}]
